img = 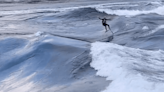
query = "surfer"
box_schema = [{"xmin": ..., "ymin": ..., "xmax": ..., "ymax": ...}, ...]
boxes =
[{"xmin": 99, "ymin": 17, "xmax": 111, "ymax": 32}]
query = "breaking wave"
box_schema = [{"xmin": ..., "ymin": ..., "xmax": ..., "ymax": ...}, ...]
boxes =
[
  {"xmin": 96, "ymin": 5, "xmax": 164, "ymax": 17},
  {"xmin": 55, "ymin": 7, "xmax": 112, "ymax": 20},
  {"xmin": 1, "ymin": 1, "xmax": 164, "ymax": 18},
  {"xmin": 91, "ymin": 42, "xmax": 164, "ymax": 92}
]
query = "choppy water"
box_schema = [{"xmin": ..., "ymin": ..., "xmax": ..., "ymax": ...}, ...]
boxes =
[{"xmin": 0, "ymin": 0, "xmax": 164, "ymax": 92}]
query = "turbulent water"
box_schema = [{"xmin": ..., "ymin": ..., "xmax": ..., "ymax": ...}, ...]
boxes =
[
  {"xmin": 0, "ymin": 0, "xmax": 164, "ymax": 92},
  {"xmin": 91, "ymin": 42, "xmax": 164, "ymax": 92}
]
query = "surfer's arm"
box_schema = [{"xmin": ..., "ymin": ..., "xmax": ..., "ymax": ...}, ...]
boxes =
[{"xmin": 99, "ymin": 17, "xmax": 102, "ymax": 20}]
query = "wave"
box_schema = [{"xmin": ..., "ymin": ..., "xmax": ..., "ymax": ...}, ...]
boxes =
[
  {"xmin": 96, "ymin": 5, "xmax": 164, "ymax": 17},
  {"xmin": 0, "ymin": 0, "xmax": 55, "ymax": 3},
  {"xmin": 55, "ymin": 7, "xmax": 113, "ymax": 20},
  {"xmin": 0, "ymin": 7, "xmax": 111, "ymax": 21},
  {"xmin": 142, "ymin": 25, "xmax": 164, "ymax": 37},
  {"xmin": 91, "ymin": 42, "xmax": 164, "ymax": 92},
  {"xmin": 0, "ymin": 34, "xmax": 94, "ymax": 91},
  {"xmin": 0, "ymin": 8, "xmax": 60, "ymax": 16},
  {"xmin": 107, "ymin": 12, "xmax": 164, "ymax": 50},
  {"xmin": 0, "ymin": 5, "xmax": 101, "ymax": 16},
  {"xmin": 1, "ymin": 1, "xmax": 163, "ymax": 17}
]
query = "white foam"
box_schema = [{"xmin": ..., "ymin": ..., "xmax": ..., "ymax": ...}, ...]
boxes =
[
  {"xmin": 91, "ymin": 42, "xmax": 164, "ymax": 92},
  {"xmin": 0, "ymin": 1, "xmax": 163, "ymax": 17},
  {"xmin": 34, "ymin": 31, "xmax": 44, "ymax": 36},
  {"xmin": 96, "ymin": 5, "xmax": 164, "ymax": 17},
  {"xmin": 142, "ymin": 26, "xmax": 149, "ymax": 30},
  {"xmin": 149, "ymin": 25, "xmax": 164, "ymax": 34},
  {"xmin": 142, "ymin": 25, "xmax": 164, "ymax": 36}
]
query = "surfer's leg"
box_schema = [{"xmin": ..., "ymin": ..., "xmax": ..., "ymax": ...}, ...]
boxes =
[
  {"xmin": 107, "ymin": 24, "xmax": 110, "ymax": 30},
  {"xmin": 105, "ymin": 26, "xmax": 108, "ymax": 32}
]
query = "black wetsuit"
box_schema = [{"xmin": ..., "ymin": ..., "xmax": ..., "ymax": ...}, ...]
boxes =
[
  {"xmin": 102, "ymin": 19, "xmax": 107, "ymax": 26},
  {"xmin": 99, "ymin": 18, "xmax": 111, "ymax": 32}
]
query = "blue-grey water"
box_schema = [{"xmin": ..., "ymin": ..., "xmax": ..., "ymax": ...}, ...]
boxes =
[{"xmin": 0, "ymin": 0, "xmax": 164, "ymax": 92}]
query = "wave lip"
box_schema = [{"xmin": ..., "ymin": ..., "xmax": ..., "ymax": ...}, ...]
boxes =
[
  {"xmin": 55, "ymin": 7, "xmax": 111, "ymax": 20},
  {"xmin": 91, "ymin": 42, "xmax": 164, "ymax": 92},
  {"xmin": 96, "ymin": 4, "xmax": 164, "ymax": 17}
]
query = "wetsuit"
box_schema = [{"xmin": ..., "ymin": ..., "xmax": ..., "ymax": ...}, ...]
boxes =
[
  {"xmin": 102, "ymin": 19, "xmax": 108, "ymax": 26},
  {"xmin": 99, "ymin": 18, "xmax": 111, "ymax": 32}
]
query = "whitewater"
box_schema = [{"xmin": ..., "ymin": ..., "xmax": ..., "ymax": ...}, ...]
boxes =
[
  {"xmin": 90, "ymin": 1, "xmax": 164, "ymax": 92},
  {"xmin": 1, "ymin": 1, "xmax": 164, "ymax": 16},
  {"xmin": 91, "ymin": 42, "xmax": 164, "ymax": 92},
  {"xmin": 0, "ymin": 0, "xmax": 164, "ymax": 92}
]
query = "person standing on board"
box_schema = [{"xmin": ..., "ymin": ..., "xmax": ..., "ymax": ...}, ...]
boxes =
[{"xmin": 99, "ymin": 17, "xmax": 111, "ymax": 32}]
